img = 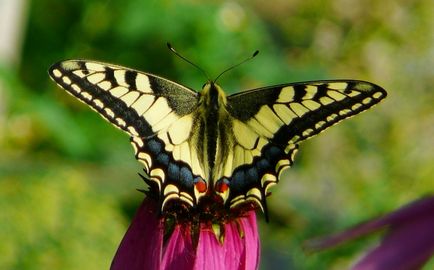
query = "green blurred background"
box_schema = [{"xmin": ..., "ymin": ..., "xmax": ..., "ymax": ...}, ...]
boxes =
[{"xmin": 0, "ymin": 0, "xmax": 432, "ymax": 269}]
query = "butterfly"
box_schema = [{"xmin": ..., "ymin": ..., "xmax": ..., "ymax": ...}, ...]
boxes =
[{"xmin": 49, "ymin": 58, "xmax": 387, "ymax": 222}]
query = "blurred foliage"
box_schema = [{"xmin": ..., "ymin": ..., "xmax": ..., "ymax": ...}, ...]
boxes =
[{"xmin": 0, "ymin": 0, "xmax": 432, "ymax": 269}]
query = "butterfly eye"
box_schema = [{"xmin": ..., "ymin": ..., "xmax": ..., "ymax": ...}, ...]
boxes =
[
  {"xmin": 215, "ymin": 178, "xmax": 230, "ymax": 193},
  {"xmin": 194, "ymin": 177, "xmax": 207, "ymax": 193}
]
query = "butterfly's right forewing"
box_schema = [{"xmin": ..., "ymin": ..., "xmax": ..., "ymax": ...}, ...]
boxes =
[{"xmin": 224, "ymin": 80, "xmax": 387, "ymax": 216}]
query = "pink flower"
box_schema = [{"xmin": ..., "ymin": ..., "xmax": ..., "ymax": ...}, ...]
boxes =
[
  {"xmin": 111, "ymin": 197, "xmax": 260, "ymax": 270},
  {"xmin": 305, "ymin": 195, "xmax": 434, "ymax": 270}
]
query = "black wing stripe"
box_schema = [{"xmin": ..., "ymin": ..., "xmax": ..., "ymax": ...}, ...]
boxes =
[
  {"xmin": 273, "ymin": 84, "xmax": 385, "ymax": 146},
  {"xmin": 313, "ymin": 83, "xmax": 329, "ymax": 101},
  {"xmin": 292, "ymin": 84, "xmax": 307, "ymax": 102},
  {"xmin": 125, "ymin": 70, "xmax": 137, "ymax": 90},
  {"xmin": 104, "ymin": 67, "xmax": 117, "ymax": 87}
]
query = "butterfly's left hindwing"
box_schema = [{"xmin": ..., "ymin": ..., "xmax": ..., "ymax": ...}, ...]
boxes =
[
  {"xmin": 224, "ymin": 80, "xmax": 387, "ymax": 214},
  {"xmin": 49, "ymin": 60, "xmax": 204, "ymax": 210}
]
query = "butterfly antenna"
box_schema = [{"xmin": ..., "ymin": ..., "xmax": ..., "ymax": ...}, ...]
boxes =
[
  {"xmin": 214, "ymin": 50, "xmax": 259, "ymax": 83},
  {"xmin": 167, "ymin": 42, "xmax": 210, "ymax": 81}
]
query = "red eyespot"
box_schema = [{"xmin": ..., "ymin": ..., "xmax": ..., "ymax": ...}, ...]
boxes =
[
  {"xmin": 215, "ymin": 178, "xmax": 230, "ymax": 193},
  {"xmin": 194, "ymin": 177, "xmax": 207, "ymax": 193}
]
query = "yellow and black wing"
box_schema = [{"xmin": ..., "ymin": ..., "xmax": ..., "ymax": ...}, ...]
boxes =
[
  {"xmin": 49, "ymin": 60, "xmax": 204, "ymax": 209},
  {"xmin": 224, "ymin": 80, "xmax": 387, "ymax": 217},
  {"xmin": 49, "ymin": 61, "xmax": 387, "ymax": 219}
]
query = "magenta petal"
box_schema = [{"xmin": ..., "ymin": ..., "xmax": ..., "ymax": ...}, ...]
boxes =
[
  {"xmin": 111, "ymin": 199, "xmax": 260, "ymax": 270},
  {"xmin": 305, "ymin": 196, "xmax": 434, "ymax": 269},
  {"xmin": 353, "ymin": 214, "xmax": 434, "ymax": 270},
  {"xmin": 223, "ymin": 221, "xmax": 245, "ymax": 269},
  {"xmin": 306, "ymin": 196, "xmax": 434, "ymax": 251},
  {"xmin": 111, "ymin": 198, "xmax": 163, "ymax": 270},
  {"xmin": 194, "ymin": 228, "xmax": 226, "ymax": 269},
  {"xmin": 240, "ymin": 211, "xmax": 260, "ymax": 269},
  {"xmin": 161, "ymin": 225, "xmax": 195, "ymax": 270},
  {"xmin": 193, "ymin": 211, "xmax": 260, "ymax": 270},
  {"xmin": 383, "ymin": 196, "xmax": 434, "ymax": 225}
]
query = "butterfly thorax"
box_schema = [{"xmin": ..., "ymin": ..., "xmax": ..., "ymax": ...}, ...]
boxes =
[{"xmin": 200, "ymin": 82, "xmax": 227, "ymax": 109}]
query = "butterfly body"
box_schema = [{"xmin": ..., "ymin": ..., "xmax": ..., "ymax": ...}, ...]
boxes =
[{"xmin": 49, "ymin": 60, "xmax": 387, "ymax": 221}]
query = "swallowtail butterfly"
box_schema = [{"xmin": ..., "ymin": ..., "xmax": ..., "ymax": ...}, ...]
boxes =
[{"xmin": 49, "ymin": 55, "xmax": 386, "ymax": 222}]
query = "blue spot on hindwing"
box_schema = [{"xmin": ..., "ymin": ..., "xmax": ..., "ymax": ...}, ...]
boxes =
[
  {"xmin": 264, "ymin": 145, "xmax": 282, "ymax": 161},
  {"xmin": 167, "ymin": 163, "xmax": 180, "ymax": 181},
  {"xmin": 180, "ymin": 167, "xmax": 194, "ymax": 189},
  {"xmin": 246, "ymin": 167, "xmax": 259, "ymax": 185},
  {"xmin": 148, "ymin": 140, "xmax": 162, "ymax": 154},
  {"xmin": 156, "ymin": 153, "xmax": 169, "ymax": 166},
  {"xmin": 256, "ymin": 159, "xmax": 271, "ymax": 173},
  {"xmin": 230, "ymin": 170, "xmax": 246, "ymax": 193}
]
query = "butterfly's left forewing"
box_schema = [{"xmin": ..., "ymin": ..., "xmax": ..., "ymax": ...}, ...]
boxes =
[
  {"xmin": 225, "ymin": 80, "xmax": 387, "ymax": 215},
  {"xmin": 49, "ymin": 60, "xmax": 204, "ymax": 209}
]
